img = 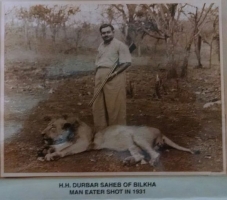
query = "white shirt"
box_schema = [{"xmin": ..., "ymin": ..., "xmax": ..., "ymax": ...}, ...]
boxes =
[{"xmin": 95, "ymin": 38, "xmax": 131, "ymax": 68}]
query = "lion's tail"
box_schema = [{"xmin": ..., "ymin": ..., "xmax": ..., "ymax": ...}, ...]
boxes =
[{"xmin": 162, "ymin": 136, "xmax": 195, "ymax": 154}]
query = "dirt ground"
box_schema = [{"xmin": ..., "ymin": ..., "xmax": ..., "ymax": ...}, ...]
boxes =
[{"xmin": 3, "ymin": 62, "xmax": 223, "ymax": 174}]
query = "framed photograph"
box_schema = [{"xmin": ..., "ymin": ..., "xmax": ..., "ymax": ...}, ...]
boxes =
[{"xmin": 1, "ymin": 0, "xmax": 226, "ymax": 178}]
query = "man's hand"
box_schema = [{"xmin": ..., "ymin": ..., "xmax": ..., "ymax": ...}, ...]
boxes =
[
  {"xmin": 107, "ymin": 71, "xmax": 117, "ymax": 81},
  {"xmin": 107, "ymin": 62, "xmax": 131, "ymax": 82}
]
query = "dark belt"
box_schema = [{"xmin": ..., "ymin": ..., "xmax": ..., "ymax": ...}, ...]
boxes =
[
  {"xmin": 96, "ymin": 66, "xmax": 111, "ymax": 71},
  {"xmin": 97, "ymin": 66, "xmax": 110, "ymax": 69}
]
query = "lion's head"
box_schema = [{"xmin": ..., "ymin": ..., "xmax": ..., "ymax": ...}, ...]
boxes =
[{"xmin": 41, "ymin": 116, "xmax": 80, "ymax": 145}]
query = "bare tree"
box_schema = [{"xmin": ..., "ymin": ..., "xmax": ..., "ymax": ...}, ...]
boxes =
[
  {"xmin": 29, "ymin": 5, "xmax": 50, "ymax": 40},
  {"xmin": 16, "ymin": 7, "xmax": 33, "ymax": 50},
  {"xmin": 43, "ymin": 5, "xmax": 80, "ymax": 42},
  {"xmin": 201, "ymin": 7, "xmax": 219, "ymax": 68},
  {"xmin": 180, "ymin": 3, "xmax": 214, "ymax": 77},
  {"xmin": 141, "ymin": 4, "xmax": 181, "ymax": 79}
]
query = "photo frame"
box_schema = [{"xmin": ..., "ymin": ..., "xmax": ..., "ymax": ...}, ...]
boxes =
[{"xmin": 0, "ymin": 0, "xmax": 226, "ymax": 179}]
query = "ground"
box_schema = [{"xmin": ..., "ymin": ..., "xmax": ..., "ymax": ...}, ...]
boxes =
[{"xmin": 3, "ymin": 59, "xmax": 223, "ymax": 174}]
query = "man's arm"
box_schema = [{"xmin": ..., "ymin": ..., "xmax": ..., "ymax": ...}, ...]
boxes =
[
  {"xmin": 107, "ymin": 62, "xmax": 131, "ymax": 81},
  {"xmin": 107, "ymin": 41, "xmax": 133, "ymax": 81},
  {"xmin": 115, "ymin": 62, "xmax": 131, "ymax": 74}
]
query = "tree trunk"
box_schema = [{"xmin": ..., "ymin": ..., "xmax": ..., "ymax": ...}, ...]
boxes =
[
  {"xmin": 180, "ymin": 42, "xmax": 192, "ymax": 78},
  {"xmin": 167, "ymin": 66, "xmax": 178, "ymax": 80},
  {"xmin": 194, "ymin": 35, "xmax": 203, "ymax": 68},
  {"xmin": 165, "ymin": 10, "xmax": 177, "ymax": 80},
  {"xmin": 209, "ymin": 39, "xmax": 214, "ymax": 68},
  {"xmin": 24, "ymin": 19, "xmax": 31, "ymax": 50},
  {"xmin": 35, "ymin": 19, "xmax": 40, "ymax": 39},
  {"xmin": 215, "ymin": 35, "xmax": 220, "ymax": 62},
  {"xmin": 153, "ymin": 39, "xmax": 159, "ymax": 53},
  {"xmin": 137, "ymin": 44, "xmax": 141, "ymax": 57},
  {"xmin": 181, "ymin": 53, "xmax": 190, "ymax": 78},
  {"xmin": 51, "ymin": 27, "xmax": 57, "ymax": 43},
  {"xmin": 63, "ymin": 22, "xmax": 67, "ymax": 40},
  {"xmin": 166, "ymin": 36, "xmax": 177, "ymax": 79},
  {"xmin": 52, "ymin": 34, "xmax": 56, "ymax": 42},
  {"xmin": 41, "ymin": 23, "xmax": 46, "ymax": 39},
  {"xmin": 75, "ymin": 29, "xmax": 82, "ymax": 51}
]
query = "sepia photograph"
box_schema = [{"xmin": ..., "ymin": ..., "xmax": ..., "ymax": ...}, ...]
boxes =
[{"xmin": 1, "ymin": 1, "xmax": 225, "ymax": 176}]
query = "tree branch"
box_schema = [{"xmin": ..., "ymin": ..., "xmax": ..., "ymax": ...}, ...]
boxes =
[
  {"xmin": 140, "ymin": 26, "xmax": 166, "ymax": 40},
  {"xmin": 198, "ymin": 3, "xmax": 214, "ymax": 27},
  {"xmin": 112, "ymin": 4, "xmax": 127, "ymax": 22},
  {"xmin": 197, "ymin": 3, "xmax": 206, "ymax": 23}
]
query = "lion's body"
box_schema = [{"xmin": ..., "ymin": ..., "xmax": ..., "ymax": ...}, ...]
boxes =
[
  {"xmin": 40, "ymin": 117, "xmax": 197, "ymax": 166},
  {"xmin": 93, "ymin": 125, "xmax": 160, "ymax": 151}
]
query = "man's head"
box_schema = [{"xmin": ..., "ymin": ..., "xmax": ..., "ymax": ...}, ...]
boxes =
[{"xmin": 99, "ymin": 24, "xmax": 114, "ymax": 43}]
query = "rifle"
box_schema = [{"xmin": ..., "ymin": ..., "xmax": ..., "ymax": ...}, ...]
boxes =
[{"xmin": 89, "ymin": 42, "xmax": 136, "ymax": 107}]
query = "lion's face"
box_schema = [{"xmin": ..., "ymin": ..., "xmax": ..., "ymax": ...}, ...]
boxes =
[
  {"xmin": 41, "ymin": 118, "xmax": 67, "ymax": 145},
  {"xmin": 41, "ymin": 117, "xmax": 79, "ymax": 145}
]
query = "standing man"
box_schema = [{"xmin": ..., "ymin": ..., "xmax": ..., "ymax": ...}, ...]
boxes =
[{"xmin": 93, "ymin": 24, "xmax": 132, "ymax": 131}]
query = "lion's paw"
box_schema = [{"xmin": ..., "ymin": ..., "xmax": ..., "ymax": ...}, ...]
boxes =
[
  {"xmin": 140, "ymin": 159, "xmax": 147, "ymax": 165},
  {"xmin": 45, "ymin": 153, "xmax": 55, "ymax": 161},
  {"xmin": 123, "ymin": 156, "xmax": 137, "ymax": 166},
  {"xmin": 149, "ymin": 154, "xmax": 160, "ymax": 167}
]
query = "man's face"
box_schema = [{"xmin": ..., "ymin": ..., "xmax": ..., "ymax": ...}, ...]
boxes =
[{"xmin": 100, "ymin": 26, "xmax": 114, "ymax": 43}]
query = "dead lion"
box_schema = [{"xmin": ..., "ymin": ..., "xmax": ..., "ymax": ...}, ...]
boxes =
[{"xmin": 38, "ymin": 116, "xmax": 199, "ymax": 166}]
